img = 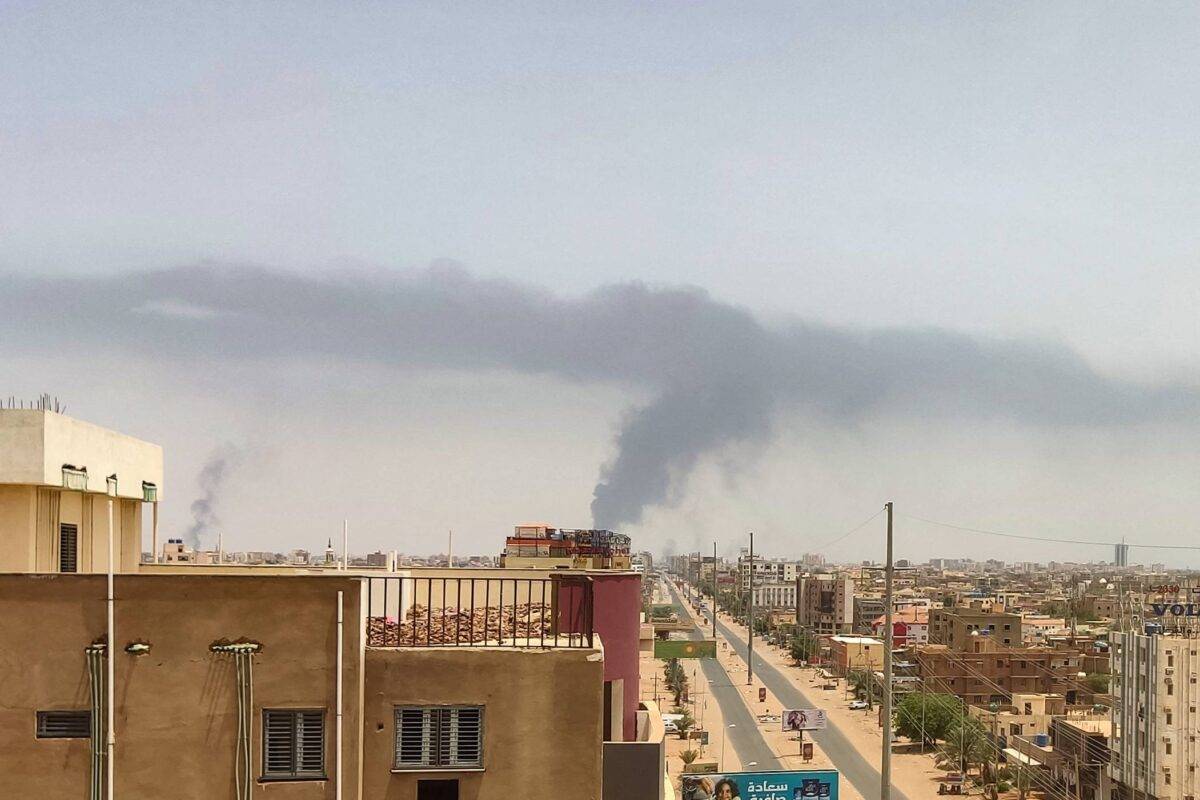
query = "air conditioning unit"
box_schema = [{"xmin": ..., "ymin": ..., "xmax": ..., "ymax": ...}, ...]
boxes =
[{"xmin": 1165, "ymin": 668, "xmax": 1175, "ymax": 676}]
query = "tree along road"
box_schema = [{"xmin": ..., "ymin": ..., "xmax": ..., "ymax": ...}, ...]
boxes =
[
  {"xmin": 665, "ymin": 581, "xmax": 781, "ymax": 772},
  {"xmin": 713, "ymin": 614, "xmax": 911, "ymax": 800}
]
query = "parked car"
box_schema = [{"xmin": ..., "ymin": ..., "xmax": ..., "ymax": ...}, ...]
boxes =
[{"xmin": 849, "ymin": 700, "xmax": 869, "ymax": 710}]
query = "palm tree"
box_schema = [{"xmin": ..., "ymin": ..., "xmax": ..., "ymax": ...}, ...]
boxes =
[
  {"xmin": 936, "ymin": 719, "xmax": 991, "ymax": 777},
  {"xmin": 680, "ymin": 748, "xmax": 700, "ymax": 767},
  {"xmin": 674, "ymin": 708, "xmax": 696, "ymax": 740}
]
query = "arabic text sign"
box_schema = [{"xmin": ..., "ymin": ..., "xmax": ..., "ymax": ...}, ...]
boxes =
[
  {"xmin": 680, "ymin": 769, "xmax": 839, "ymax": 800},
  {"xmin": 782, "ymin": 709, "xmax": 828, "ymax": 731}
]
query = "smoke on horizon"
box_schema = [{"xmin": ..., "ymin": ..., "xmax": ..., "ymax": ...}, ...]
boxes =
[
  {"xmin": 186, "ymin": 443, "xmax": 242, "ymax": 548},
  {"xmin": 2, "ymin": 262, "xmax": 1196, "ymax": 531}
]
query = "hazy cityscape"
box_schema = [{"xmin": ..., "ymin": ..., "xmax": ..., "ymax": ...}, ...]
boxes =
[{"xmin": 5, "ymin": 3, "xmax": 1200, "ymax": 800}]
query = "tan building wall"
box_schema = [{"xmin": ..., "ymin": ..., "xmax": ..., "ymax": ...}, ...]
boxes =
[
  {"xmin": 363, "ymin": 646, "xmax": 604, "ymax": 800},
  {"xmin": 0, "ymin": 410, "xmax": 163, "ymax": 500},
  {"xmin": 0, "ymin": 486, "xmax": 143, "ymax": 573},
  {"xmin": 0, "ymin": 573, "xmax": 363, "ymax": 799}
]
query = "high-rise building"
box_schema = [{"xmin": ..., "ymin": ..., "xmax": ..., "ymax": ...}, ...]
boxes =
[
  {"xmin": 1111, "ymin": 630, "xmax": 1200, "ymax": 800},
  {"xmin": 1115, "ymin": 542, "xmax": 1130, "ymax": 567}
]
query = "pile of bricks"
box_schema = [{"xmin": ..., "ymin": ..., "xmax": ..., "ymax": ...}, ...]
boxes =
[{"xmin": 368, "ymin": 602, "xmax": 555, "ymax": 646}]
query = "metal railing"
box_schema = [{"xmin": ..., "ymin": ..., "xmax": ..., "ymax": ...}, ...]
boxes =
[{"xmin": 366, "ymin": 575, "xmax": 594, "ymax": 648}]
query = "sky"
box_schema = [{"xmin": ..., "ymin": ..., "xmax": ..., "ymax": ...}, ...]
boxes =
[{"xmin": 2, "ymin": 2, "xmax": 1199, "ymax": 565}]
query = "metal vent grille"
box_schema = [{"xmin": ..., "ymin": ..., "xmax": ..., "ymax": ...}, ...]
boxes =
[
  {"xmin": 394, "ymin": 706, "xmax": 483, "ymax": 769},
  {"xmin": 59, "ymin": 524, "xmax": 78, "ymax": 573},
  {"xmin": 37, "ymin": 710, "xmax": 91, "ymax": 738},
  {"xmin": 262, "ymin": 709, "xmax": 325, "ymax": 779}
]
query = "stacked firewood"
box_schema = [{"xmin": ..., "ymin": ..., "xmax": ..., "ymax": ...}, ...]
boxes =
[{"xmin": 368, "ymin": 602, "xmax": 554, "ymax": 645}]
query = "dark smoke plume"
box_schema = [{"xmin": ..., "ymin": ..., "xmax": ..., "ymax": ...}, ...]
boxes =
[
  {"xmin": 1, "ymin": 262, "xmax": 1196, "ymax": 530},
  {"xmin": 186, "ymin": 444, "xmax": 242, "ymax": 548}
]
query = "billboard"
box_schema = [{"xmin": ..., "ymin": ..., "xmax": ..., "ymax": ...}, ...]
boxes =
[
  {"xmin": 782, "ymin": 709, "xmax": 828, "ymax": 731},
  {"xmin": 655, "ymin": 639, "xmax": 717, "ymax": 659},
  {"xmin": 681, "ymin": 770, "xmax": 839, "ymax": 800}
]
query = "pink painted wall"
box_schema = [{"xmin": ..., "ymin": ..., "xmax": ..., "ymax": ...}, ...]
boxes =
[
  {"xmin": 558, "ymin": 572, "xmax": 643, "ymax": 741},
  {"xmin": 590, "ymin": 573, "xmax": 643, "ymax": 741}
]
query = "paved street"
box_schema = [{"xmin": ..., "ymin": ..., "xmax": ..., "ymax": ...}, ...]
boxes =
[
  {"xmin": 711, "ymin": 613, "xmax": 912, "ymax": 800},
  {"xmin": 665, "ymin": 581, "xmax": 782, "ymax": 771}
]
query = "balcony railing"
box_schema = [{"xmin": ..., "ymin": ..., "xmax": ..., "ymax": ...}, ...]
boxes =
[{"xmin": 366, "ymin": 575, "xmax": 594, "ymax": 648}]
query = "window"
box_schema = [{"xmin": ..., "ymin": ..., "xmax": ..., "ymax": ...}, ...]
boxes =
[
  {"xmin": 59, "ymin": 523, "xmax": 78, "ymax": 573},
  {"xmin": 36, "ymin": 710, "xmax": 90, "ymax": 738},
  {"xmin": 262, "ymin": 709, "xmax": 325, "ymax": 780},
  {"xmin": 1169, "ymin": 683, "xmax": 1175, "ymax": 697},
  {"xmin": 395, "ymin": 706, "xmax": 483, "ymax": 770},
  {"xmin": 1167, "ymin": 711, "xmax": 1173, "ymax": 725},
  {"xmin": 1169, "ymin": 654, "xmax": 1175, "ymax": 667},
  {"xmin": 418, "ymin": 779, "xmax": 460, "ymax": 800},
  {"xmin": 1167, "ymin": 741, "xmax": 1173, "ymax": 755}
]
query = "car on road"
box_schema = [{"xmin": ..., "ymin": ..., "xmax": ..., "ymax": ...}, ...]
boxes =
[{"xmin": 849, "ymin": 700, "xmax": 869, "ymax": 710}]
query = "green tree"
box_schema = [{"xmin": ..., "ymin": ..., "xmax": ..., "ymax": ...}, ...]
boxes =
[
  {"xmin": 937, "ymin": 718, "xmax": 991, "ymax": 777},
  {"xmin": 674, "ymin": 708, "xmax": 696, "ymax": 740},
  {"xmin": 789, "ymin": 629, "xmax": 819, "ymax": 663},
  {"xmin": 1083, "ymin": 673, "xmax": 1110, "ymax": 694},
  {"xmin": 848, "ymin": 670, "xmax": 872, "ymax": 705},
  {"xmin": 679, "ymin": 748, "xmax": 700, "ymax": 766},
  {"xmin": 893, "ymin": 693, "xmax": 963, "ymax": 746},
  {"xmin": 664, "ymin": 659, "xmax": 689, "ymax": 705}
]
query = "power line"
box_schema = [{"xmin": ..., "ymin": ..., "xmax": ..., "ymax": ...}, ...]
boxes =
[
  {"xmin": 813, "ymin": 507, "xmax": 886, "ymax": 552},
  {"xmin": 901, "ymin": 512, "xmax": 1200, "ymax": 552}
]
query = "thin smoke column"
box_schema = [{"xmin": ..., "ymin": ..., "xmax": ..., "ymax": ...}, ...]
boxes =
[{"xmin": 187, "ymin": 444, "xmax": 242, "ymax": 549}]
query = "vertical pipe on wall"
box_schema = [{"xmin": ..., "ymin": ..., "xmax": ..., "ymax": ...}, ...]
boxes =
[
  {"xmin": 336, "ymin": 590, "xmax": 345, "ymax": 800},
  {"xmin": 151, "ymin": 501, "xmax": 159, "ymax": 564},
  {"xmin": 106, "ymin": 494, "xmax": 116, "ymax": 799}
]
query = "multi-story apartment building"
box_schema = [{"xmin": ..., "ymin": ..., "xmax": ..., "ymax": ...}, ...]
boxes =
[
  {"xmin": 1111, "ymin": 630, "xmax": 1200, "ymax": 800},
  {"xmin": 751, "ymin": 580, "xmax": 796, "ymax": 609},
  {"xmin": 914, "ymin": 637, "xmax": 1084, "ymax": 706},
  {"xmin": 0, "ymin": 409, "xmax": 665, "ymax": 800},
  {"xmin": 797, "ymin": 574, "xmax": 854, "ymax": 635},
  {"xmin": 736, "ymin": 552, "xmax": 798, "ymax": 591},
  {"xmin": 928, "ymin": 606, "xmax": 1022, "ymax": 650}
]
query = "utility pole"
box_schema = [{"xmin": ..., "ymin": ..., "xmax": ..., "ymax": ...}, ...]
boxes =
[
  {"xmin": 747, "ymin": 530, "xmax": 755, "ymax": 685},
  {"xmin": 881, "ymin": 501, "xmax": 894, "ymax": 800},
  {"xmin": 712, "ymin": 541, "xmax": 718, "ymax": 642}
]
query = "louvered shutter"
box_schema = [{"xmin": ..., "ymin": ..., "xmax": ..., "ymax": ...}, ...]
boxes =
[
  {"xmin": 449, "ymin": 707, "xmax": 482, "ymax": 767},
  {"xmin": 263, "ymin": 710, "xmax": 296, "ymax": 776},
  {"xmin": 59, "ymin": 524, "xmax": 78, "ymax": 573},
  {"xmin": 396, "ymin": 707, "xmax": 434, "ymax": 767},
  {"xmin": 394, "ymin": 707, "xmax": 483, "ymax": 769},
  {"xmin": 36, "ymin": 710, "xmax": 91, "ymax": 738},
  {"xmin": 295, "ymin": 711, "xmax": 325, "ymax": 776}
]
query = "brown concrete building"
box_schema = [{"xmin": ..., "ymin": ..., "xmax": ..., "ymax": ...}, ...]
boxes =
[
  {"xmin": 914, "ymin": 638, "xmax": 1085, "ymax": 706},
  {"xmin": 0, "ymin": 571, "xmax": 616, "ymax": 800},
  {"xmin": 928, "ymin": 606, "xmax": 1022, "ymax": 650},
  {"xmin": 797, "ymin": 574, "xmax": 853, "ymax": 635},
  {"xmin": 0, "ymin": 410, "xmax": 667, "ymax": 800}
]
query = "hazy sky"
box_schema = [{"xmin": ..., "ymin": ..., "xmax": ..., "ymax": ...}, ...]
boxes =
[{"xmin": 3, "ymin": 3, "xmax": 1199, "ymax": 565}]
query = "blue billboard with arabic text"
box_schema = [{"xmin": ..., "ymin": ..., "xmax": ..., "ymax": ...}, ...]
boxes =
[{"xmin": 680, "ymin": 769, "xmax": 839, "ymax": 800}]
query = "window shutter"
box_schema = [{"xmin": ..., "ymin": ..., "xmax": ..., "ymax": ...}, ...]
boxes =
[
  {"xmin": 394, "ymin": 707, "xmax": 483, "ymax": 769},
  {"xmin": 396, "ymin": 707, "xmax": 433, "ymax": 767},
  {"xmin": 450, "ymin": 707, "xmax": 482, "ymax": 766},
  {"xmin": 37, "ymin": 710, "xmax": 91, "ymax": 738},
  {"xmin": 59, "ymin": 524, "xmax": 78, "ymax": 573},
  {"xmin": 295, "ymin": 711, "xmax": 325, "ymax": 775},
  {"xmin": 264, "ymin": 711, "xmax": 296, "ymax": 776}
]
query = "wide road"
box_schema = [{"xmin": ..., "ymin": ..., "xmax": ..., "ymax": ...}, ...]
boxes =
[
  {"xmin": 712, "ymin": 613, "xmax": 911, "ymax": 800},
  {"xmin": 664, "ymin": 580, "xmax": 781, "ymax": 771}
]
